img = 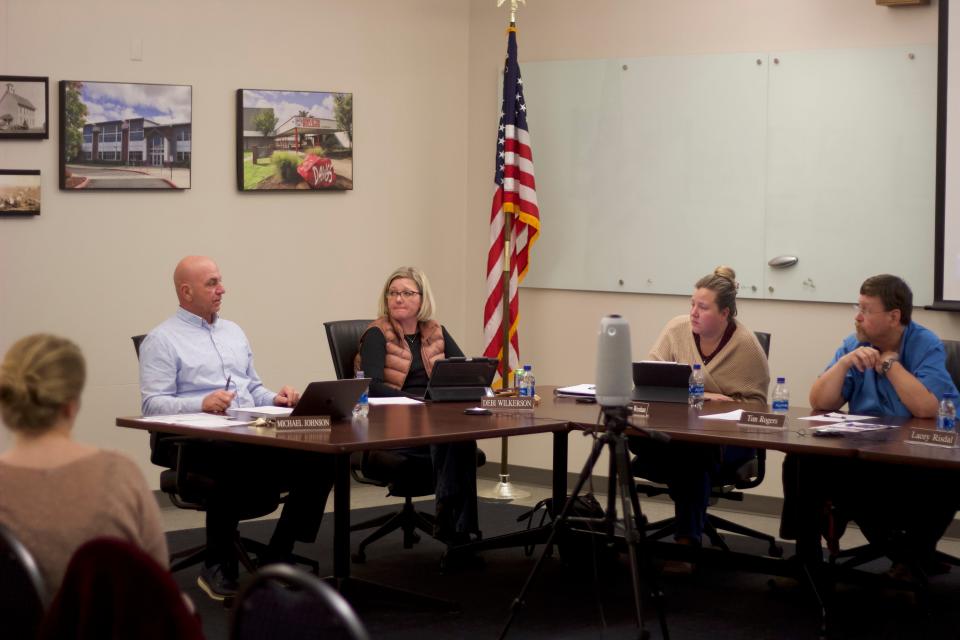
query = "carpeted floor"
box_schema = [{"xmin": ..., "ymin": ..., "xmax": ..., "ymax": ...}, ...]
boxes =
[{"xmin": 168, "ymin": 502, "xmax": 960, "ymax": 639}]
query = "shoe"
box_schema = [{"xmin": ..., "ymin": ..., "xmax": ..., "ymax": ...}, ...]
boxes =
[
  {"xmin": 197, "ymin": 564, "xmax": 239, "ymax": 601},
  {"xmin": 661, "ymin": 559, "xmax": 695, "ymax": 576}
]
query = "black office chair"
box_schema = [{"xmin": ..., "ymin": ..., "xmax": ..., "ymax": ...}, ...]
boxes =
[
  {"xmin": 0, "ymin": 523, "xmax": 47, "ymax": 640},
  {"xmin": 133, "ymin": 334, "xmax": 318, "ymax": 575},
  {"xmin": 230, "ymin": 564, "xmax": 370, "ymax": 640},
  {"xmin": 637, "ymin": 331, "xmax": 782, "ymax": 557},
  {"xmin": 323, "ymin": 320, "xmax": 486, "ymax": 562}
]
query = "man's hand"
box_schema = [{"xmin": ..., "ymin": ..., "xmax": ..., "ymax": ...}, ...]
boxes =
[
  {"xmin": 202, "ymin": 390, "xmax": 236, "ymax": 413},
  {"xmin": 842, "ymin": 346, "xmax": 881, "ymax": 372},
  {"xmin": 275, "ymin": 385, "xmax": 300, "ymax": 407},
  {"xmin": 874, "ymin": 351, "xmax": 899, "ymax": 375}
]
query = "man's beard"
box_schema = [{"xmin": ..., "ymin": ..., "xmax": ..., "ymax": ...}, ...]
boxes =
[{"xmin": 854, "ymin": 323, "xmax": 868, "ymax": 343}]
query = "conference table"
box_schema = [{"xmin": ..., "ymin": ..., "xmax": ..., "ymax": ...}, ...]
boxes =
[
  {"xmin": 117, "ymin": 402, "xmax": 574, "ymax": 608},
  {"xmin": 119, "ymin": 388, "xmax": 960, "ymax": 622}
]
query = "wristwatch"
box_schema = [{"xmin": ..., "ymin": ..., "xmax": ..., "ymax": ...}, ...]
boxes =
[{"xmin": 879, "ymin": 355, "xmax": 898, "ymax": 377}]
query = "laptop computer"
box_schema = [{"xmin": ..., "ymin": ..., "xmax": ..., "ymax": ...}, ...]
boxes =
[
  {"xmin": 424, "ymin": 357, "xmax": 499, "ymax": 402},
  {"xmin": 631, "ymin": 361, "xmax": 691, "ymax": 403},
  {"xmin": 291, "ymin": 378, "xmax": 370, "ymax": 421}
]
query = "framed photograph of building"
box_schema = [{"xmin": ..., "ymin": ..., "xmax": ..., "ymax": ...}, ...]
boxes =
[
  {"xmin": 0, "ymin": 76, "xmax": 48, "ymax": 139},
  {"xmin": 59, "ymin": 80, "xmax": 192, "ymax": 190},
  {"xmin": 237, "ymin": 88, "xmax": 353, "ymax": 191},
  {"xmin": 0, "ymin": 170, "xmax": 41, "ymax": 216}
]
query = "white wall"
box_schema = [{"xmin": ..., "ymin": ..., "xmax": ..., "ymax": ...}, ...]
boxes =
[
  {"xmin": 465, "ymin": 0, "xmax": 960, "ymax": 496},
  {"xmin": 0, "ymin": 0, "xmax": 471, "ymax": 482}
]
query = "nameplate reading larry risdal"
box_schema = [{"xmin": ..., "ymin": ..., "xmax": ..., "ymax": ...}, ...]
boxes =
[
  {"xmin": 274, "ymin": 416, "xmax": 331, "ymax": 431},
  {"xmin": 737, "ymin": 411, "xmax": 786, "ymax": 429},
  {"xmin": 630, "ymin": 402, "xmax": 650, "ymax": 417},
  {"xmin": 907, "ymin": 427, "xmax": 957, "ymax": 448},
  {"xmin": 480, "ymin": 397, "xmax": 535, "ymax": 411}
]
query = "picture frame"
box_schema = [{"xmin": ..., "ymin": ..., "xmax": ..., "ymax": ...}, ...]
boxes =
[
  {"xmin": 237, "ymin": 88, "xmax": 353, "ymax": 191},
  {"xmin": 59, "ymin": 80, "xmax": 192, "ymax": 190},
  {"xmin": 0, "ymin": 76, "xmax": 49, "ymax": 139},
  {"xmin": 0, "ymin": 170, "xmax": 41, "ymax": 216}
]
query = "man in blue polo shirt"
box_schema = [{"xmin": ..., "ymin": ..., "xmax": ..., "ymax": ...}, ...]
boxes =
[{"xmin": 807, "ymin": 274, "xmax": 958, "ymax": 578}]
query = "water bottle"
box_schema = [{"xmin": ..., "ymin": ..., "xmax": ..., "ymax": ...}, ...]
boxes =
[
  {"xmin": 688, "ymin": 364, "xmax": 704, "ymax": 409},
  {"xmin": 519, "ymin": 364, "xmax": 535, "ymax": 398},
  {"xmin": 772, "ymin": 377, "xmax": 789, "ymax": 413},
  {"xmin": 513, "ymin": 367, "xmax": 525, "ymax": 392},
  {"xmin": 937, "ymin": 391, "xmax": 957, "ymax": 432},
  {"xmin": 352, "ymin": 370, "xmax": 369, "ymax": 418}
]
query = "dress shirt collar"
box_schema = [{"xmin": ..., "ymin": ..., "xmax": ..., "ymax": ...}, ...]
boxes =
[{"xmin": 176, "ymin": 306, "xmax": 219, "ymax": 329}]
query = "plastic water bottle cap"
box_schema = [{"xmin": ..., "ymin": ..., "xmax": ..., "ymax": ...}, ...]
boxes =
[
  {"xmin": 693, "ymin": 364, "xmax": 701, "ymax": 370},
  {"xmin": 523, "ymin": 364, "xmax": 532, "ymax": 371},
  {"xmin": 776, "ymin": 377, "xmax": 785, "ymax": 384}
]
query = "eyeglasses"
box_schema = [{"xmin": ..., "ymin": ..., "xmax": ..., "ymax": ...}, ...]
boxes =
[
  {"xmin": 387, "ymin": 290, "xmax": 421, "ymax": 300},
  {"xmin": 852, "ymin": 304, "xmax": 889, "ymax": 316}
]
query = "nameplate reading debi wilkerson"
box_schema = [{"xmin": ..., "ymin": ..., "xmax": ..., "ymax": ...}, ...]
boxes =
[
  {"xmin": 481, "ymin": 397, "xmax": 535, "ymax": 411},
  {"xmin": 274, "ymin": 416, "xmax": 331, "ymax": 431}
]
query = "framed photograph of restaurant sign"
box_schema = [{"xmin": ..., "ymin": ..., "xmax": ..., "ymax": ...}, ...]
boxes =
[
  {"xmin": 236, "ymin": 88, "xmax": 353, "ymax": 191},
  {"xmin": 59, "ymin": 80, "xmax": 192, "ymax": 190},
  {"xmin": 0, "ymin": 76, "xmax": 49, "ymax": 139}
]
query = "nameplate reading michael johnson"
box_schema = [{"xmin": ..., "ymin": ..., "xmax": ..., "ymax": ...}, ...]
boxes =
[
  {"xmin": 274, "ymin": 416, "xmax": 331, "ymax": 431},
  {"xmin": 738, "ymin": 411, "xmax": 786, "ymax": 429}
]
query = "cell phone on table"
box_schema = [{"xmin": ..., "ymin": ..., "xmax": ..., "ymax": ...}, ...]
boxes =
[{"xmin": 463, "ymin": 407, "xmax": 492, "ymax": 416}]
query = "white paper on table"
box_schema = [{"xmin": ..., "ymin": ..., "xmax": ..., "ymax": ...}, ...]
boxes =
[
  {"xmin": 698, "ymin": 409, "xmax": 744, "ymax": 421},
  {"xmin": 808, "ymin": 422, "xmax": 896, "ymax": 435},
  {"xmin": 226, "ymin": 406, "xmax": 293, "ymax": 420},
  {"xmin": 368, "ymin": 396, "xmax": 424, "ymax": 406},
  {"xmin": 798, "ymin": 412, "xmax": 877, "ymax": 423},
  {"xmin": 555, "ymin": 384, "xmax": 596, "ymax": 397},
  {"xmin": 135, "ymin": 413, "xmax": 252, "ymax": 428}
]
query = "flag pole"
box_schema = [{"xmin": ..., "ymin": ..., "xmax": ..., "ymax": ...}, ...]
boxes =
[{"xmin": 480, "ymin": 4, "xmax": 531, "ymax": 503}]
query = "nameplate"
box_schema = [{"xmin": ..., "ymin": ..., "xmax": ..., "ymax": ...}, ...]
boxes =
[
  {"xmin": 738, "ymin": 411, "xmax": 786, "ymax": 429},
  {"xmin": 481, "ymin": 397, "xmax": 535, "ymax": 411},
  {"xmin": 273, "ymin": 416, "xmax": 331, "ymax": 431},
  {"xmin": 906, "ymin": 427, "xmax": 957, "ymax": 448},
  {"xmin": 630, "ymin": 402, "xmax": 650, "ymax": 417}
]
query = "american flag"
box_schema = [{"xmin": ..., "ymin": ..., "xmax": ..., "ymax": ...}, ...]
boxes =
[{"xmin": 483, "ymin": 27, "xmax": 540, "ymax": 385}]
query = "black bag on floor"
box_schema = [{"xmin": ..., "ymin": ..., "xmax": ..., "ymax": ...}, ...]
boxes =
[{"xmin": 518, "ymin": 493, "xmax": 620, "ymax": 571}]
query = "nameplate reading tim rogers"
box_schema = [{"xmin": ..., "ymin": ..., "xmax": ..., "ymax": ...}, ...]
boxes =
[
  {"xmin": 907, "ymin": 427, "xmax": 957, "ymax": 448},
  {"xmin": 738, "ymin": 411, "xmax": 786, "ymax": 429},
  {"xmin": 481, "ymin": 397, "xmax": 535, "ymax": 411},
  {"xmin": 274, "ymin": 416, "xmax": 331, "ymax": 431}
]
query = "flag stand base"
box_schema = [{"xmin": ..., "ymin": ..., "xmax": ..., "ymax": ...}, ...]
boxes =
[{"xmin": 479, "ymin": 474, "xmax": 531, "ymax": 502}]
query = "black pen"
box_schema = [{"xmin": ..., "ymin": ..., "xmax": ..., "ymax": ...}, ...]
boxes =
[{"xmin": 225, "ymin": 375, "xmax": 232, "ymax": 391}]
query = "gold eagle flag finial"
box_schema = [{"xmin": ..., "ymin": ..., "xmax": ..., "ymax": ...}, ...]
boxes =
[{"xmin": 497, "ymin": 0, "xmax": 526, "ymax": 25}]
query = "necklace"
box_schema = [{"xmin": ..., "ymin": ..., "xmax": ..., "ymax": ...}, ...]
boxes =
[{"xmin": 405, "ymin": 334, "xmax": 418, "ymax": 346}]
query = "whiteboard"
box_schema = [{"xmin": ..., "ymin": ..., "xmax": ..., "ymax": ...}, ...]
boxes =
[{"xmin": 520, "ymin": 46, "xmax": 936, "ymax": 304}]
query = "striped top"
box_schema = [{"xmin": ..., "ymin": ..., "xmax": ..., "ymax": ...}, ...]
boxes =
[{"xmin": 648, "ymin": 315, "xmax": 770, "ymax": 404}]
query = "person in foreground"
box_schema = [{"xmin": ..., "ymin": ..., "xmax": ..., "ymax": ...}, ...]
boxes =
[
  {"xmin": 0, "ymin": 333, "xmax": 168, "ymax": 596},
  {"xmin": 629, "ymin": 266, "xmax": 770, "ymax": 572},
  {"xmin": 355, "ymin": 266, "xmax": 480, "ymax": 545},
  {"xmin": 796, "ymin": 274, "xmax": 959, "ymax": 578},
  {"xmin": 139, "ymin": 255, "xmax": 333, "ymax": 600}
]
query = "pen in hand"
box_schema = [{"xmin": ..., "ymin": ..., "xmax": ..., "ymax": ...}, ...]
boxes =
[{"xmin": 225, "ymin": 375, "xmax": 232, "ymax": 391}]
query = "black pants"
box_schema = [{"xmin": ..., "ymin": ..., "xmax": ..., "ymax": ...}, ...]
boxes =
[
  {"xmin": 178, "ymin": 441, "xmax": 334, "ymax": 573},
  {"xmin": 781, "ymin": 453, "xmax": 959, "ymax": 566}
]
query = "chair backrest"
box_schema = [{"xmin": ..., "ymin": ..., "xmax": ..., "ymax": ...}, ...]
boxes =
[
  {"xmin": 39, "ymin": 537, "xmax": 203, "ymax": 640},
  {"xmin": 753, "ymin": 331, "xmax": 771, "ymax": 358},
  {"xmin": 0, "ymin": 522, "xmax": 47, "ymax": 639},
  {"xmin": 323, "ymin": 320, "xmax": 374, "ymax": 380},
  {"xmin": 230, "ymin": 564, "xmax": 370, "ymax": 640},
  {"xmin": 943, "ymin": 339, "xmax": 960, "ymax": 391},
  {"xmin": 132, "ymin": 334, "xmax": 147, "ymax": 359}
]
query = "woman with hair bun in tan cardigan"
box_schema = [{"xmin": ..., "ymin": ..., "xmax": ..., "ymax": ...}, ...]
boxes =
[
  {"xmin": 0, "ymin": 333, "xmax": 168, "ymax": 596},
  {"xmin": 629, "ymin": 266, "xmax": 770, "ymax": 573}
]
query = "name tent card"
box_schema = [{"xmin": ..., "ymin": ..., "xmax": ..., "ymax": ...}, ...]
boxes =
[
  {"xmin": 481, "ymin": 397, "xmax": 535, "ymax": 412},
  {"xmin": 907, "ymin": 428, "xmax": 958, "ymax": 448},
  {"xmin": 274, "ymin": 416, "xmax": 331, "ymax": 431},
  {"xmin": 631, "ymin": 402, "xmax": 650, "ymax": 418},
  {"xmin": 738, "ymin": 411, "xmax": 786, "ymax": 430}
]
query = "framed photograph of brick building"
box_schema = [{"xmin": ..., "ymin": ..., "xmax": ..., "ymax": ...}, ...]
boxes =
[
  {"xmin": 59, "ymin": 80, "xmax": 192, "ymax": 190},
  {"xmin": 237, "ymin": 88, "xmax": 353, "ymax": 191},
  {"xmin": 0, "ymin": 76, "xmax": 48, "ymax": 139},
  {"xmin": 0, "ymin": 170, "xmax": 41, "ymax": 216}
]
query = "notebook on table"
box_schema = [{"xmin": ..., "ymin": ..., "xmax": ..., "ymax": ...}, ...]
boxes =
[
  {"xmin": 424, "ymin": 357, "xmax": 499, "ymax": 402},
  {"xmin": 631, "ymin": 361, "xmax": 691, "ymax": 403}
]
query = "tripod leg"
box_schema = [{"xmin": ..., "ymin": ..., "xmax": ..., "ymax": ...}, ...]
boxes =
[
  {"xmin": 499, "ymin": 434, "xmax": 608, "ymax": 640},
  {"xmin": 614, "ymin": 433, "xmax": 670, "ymax": 640}
]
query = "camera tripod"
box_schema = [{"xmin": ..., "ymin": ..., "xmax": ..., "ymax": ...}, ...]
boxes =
[{"xmin": 499, "ymin": 405, "xmax": 671, "ymax": 640}]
